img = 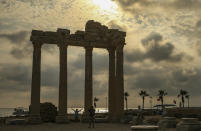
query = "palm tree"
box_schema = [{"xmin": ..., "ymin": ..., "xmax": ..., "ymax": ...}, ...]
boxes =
[
  {"xmin": 139, "ymin": 90, "xmax": 149, "ymax": 109},
  {"xmin": 94, "ymin": 97, "xmax": 99, "ymax": 108},
  {"xmin": 158, "ymin": 90, "xmax": 168, "ymax": 108},
  {"xmin": 178, "ymin": 89, "xmax": 188, "ymax": 108},
  {"xmin": 185, "ymin": 95, "xmax": 190, "ymax": 108},
  {"xmin": 124, "ymin": 92, "xmax": 129, "ymax": 110}
]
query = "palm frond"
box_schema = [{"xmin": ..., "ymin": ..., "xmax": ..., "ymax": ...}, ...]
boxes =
[
  {"xmin": 94, "ymin": 97, "xmax": 99, "ymax": 102},
  {"xmin": 124, "ymin": 92, "xmax": 129, "ymax": 97}
]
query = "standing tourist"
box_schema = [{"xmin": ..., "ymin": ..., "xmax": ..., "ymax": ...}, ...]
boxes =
[
  {"xmin": 72, "ymin": 108, "xmax": 82, "ymax": 121},
  {"xmin": 88, "ymin": 106, "xmax": 95, "ymax": 128}
]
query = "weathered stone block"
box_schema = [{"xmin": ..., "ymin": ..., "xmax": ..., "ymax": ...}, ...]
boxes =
[
  {"xmin": 84, "ymin": 32, "xmax": 101, "ymax": 42},
  {"xmin": 43, "ymin": 31, "xmax": 58, "ymax": 37},
  {"xmin": 75, "ymin": 30, "xmax": 85, "ymax": 35},
  {"xmin": 85, "ymin": 20, "xmax": 102, "ymax": 32},
  {"xmin": 7, "ymin": 118, "xmax": 26, "ymax": 125},
  {"xmin": 131, "ymin": 125, "xmax": 159, "ymax": 131},
  {"xmin": 158, "ymin": 117, "xmax": 177, "ymax": 129},
  {"xmin": 176, "ymin": 118, "xmax": 201, "ymax": 131},
  {"xmin": 42, "ymin": 37, "xmax": 59, "ymax": 44},
  {"xmin": 70, "ymin": 34, "xmax": 84, "ymax": 41},
  {"xmin": 28, "ymin": 115, "xmax": 42, "ymax": 124}
]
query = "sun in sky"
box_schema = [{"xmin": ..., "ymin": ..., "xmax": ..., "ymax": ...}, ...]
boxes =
[{"xmin": 92, "ymin": 0, "xmax": 118, "ymax": 13}]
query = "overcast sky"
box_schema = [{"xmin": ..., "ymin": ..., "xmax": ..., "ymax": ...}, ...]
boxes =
[{"xmin": 0, "ymin": 0, "xmax": 201, "ymax": 109}]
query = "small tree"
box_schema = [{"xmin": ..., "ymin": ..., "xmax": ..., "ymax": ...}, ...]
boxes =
[
  {"xmin": 124, "ymin": 92, "xmax": 129, "ymax": 110},
  {"xmin": 94, "ymin": 97, "xmax": 99, "ymax": 108},
  {"xmin": 40, "ymin": 102, "xmax": 57, "ymax": 122},
  {"xmin": 158, "ymin": 90, "xmax": 167, "ymax": 109},
  {"xmin": 139, "ymin": 90, "xmax": 149, "ymax": 109},
  {"xmin": 178, "ymin": 89, "xmax": 188, "ymax": 108}
]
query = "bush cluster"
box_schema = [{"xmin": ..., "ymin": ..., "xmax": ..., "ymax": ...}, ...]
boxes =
[{"xmin": 40, "ymin": 102, "xmax": 57, "ymax": 122}]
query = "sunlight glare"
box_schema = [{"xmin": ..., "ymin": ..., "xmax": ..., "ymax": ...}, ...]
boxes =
[{"xmin": 92, "ymin": 0, "xmax": 118, "ymax": 12}]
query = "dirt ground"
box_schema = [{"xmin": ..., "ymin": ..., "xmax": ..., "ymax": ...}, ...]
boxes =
[{"xmin": 0, "ymin": 123, "xmax": 131, "ymax": 131}]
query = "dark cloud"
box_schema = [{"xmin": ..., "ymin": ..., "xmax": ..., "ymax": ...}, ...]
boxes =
[
  {"xmin": 125, "ymin": 32, "xmax": 184, "ymax": 62},
  {"xmin": 0, "ymin": 31, "xmax": 33, "ymax": 59},
  {"xmin": 173, "ymin": 19, "xmax": 201, "ymax": 56},
  {"xmin": 112, "ymin": 0, "xmax": 154, "ymax": 9},
  {"xmin": 135, "ymin": 71, "xmax": 166, "ymax": 91},
  {"xmin": 173, "ymin": 0, "xmax": 201, "ymax": 9},
  {"xmin": 112, "ymin": 0, "xmax": 201, "ymax": 16},
  {"xmin": 71, "ymin": 52, "xmax": 108, "ymax": 74},
  {"xmin": 124, "ymin": 63, "xmax": 139, "ymax": 75},
  {"xmin": 125, "ymin": 67, "xmax": 169, "ymax": 93},
  {"xmin": 41, "ymin": 67, "xmax": 59, "ymax": 87},
  {"xmin": 195, "ymin": 41, "xmax": 201, "ymax": 56},
  {"xmin": 0, "ymin": 31, "xmax": 59, "ymax": 59},
  {"xmin": 0, "ymin": 64, "xmax": 31, "ymax": 93},
  {"xmin": 0, "ymin": 31, "xmax": 29, "ymax": 43},
  {"xmin": 125, "ymin": 49, "xmax": 145, "ymax": 62},
  {"xmin": 171, "ymin": 68, "xmax": 201, "ymax": 94},
  {"xmin": 196, "ymin": 19, "xmax": 201, "ymax": 27},
  {"xmin": 114, "ymin": 0, "xmax": 201, "ymax": 10},
  {"xmin": 125, "ymin": 65, "xmax": 201, "ymax": 97}
]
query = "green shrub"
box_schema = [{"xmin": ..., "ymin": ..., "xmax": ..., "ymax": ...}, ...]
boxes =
[{"xmin": 40, "ymin": 102, "xmax": 57, "ymax": 122}]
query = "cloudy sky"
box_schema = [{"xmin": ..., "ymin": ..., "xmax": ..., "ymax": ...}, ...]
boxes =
[{"xmin": 0, "ymin": 0, "xmax": 201, "ymax": 109}]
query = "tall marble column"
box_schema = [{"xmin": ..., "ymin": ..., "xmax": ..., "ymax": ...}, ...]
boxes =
[
  {"xmin": 115, "ymin": 45, "xmax": 124, "ymax": 121},
  {"xmin": 29, "ymin": 42, "xmax": 42, "ymax": 124},
  {"xmin": 56, "ymin": 44, "xmax": 69, "ymax": 123},
  {"xmin": 108, "ymin": 47, "xmax": 116, "ymax": 121},
  {"xmin": 84, "ymin": 46, "xmax": 93, "ymax": 115}
]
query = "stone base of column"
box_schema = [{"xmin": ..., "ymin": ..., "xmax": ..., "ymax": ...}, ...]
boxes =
[
  {"xmin": 108, "ymin": 113, "xmax": 123, "ymax": 123},
  {"xmin": 28, "ymin": 115, "xmax": 42, "ymax": 124},
  {"xmin": 56, "ymin": 115, "xmax": 69, "ymax": 124},
  {"xmin": 109, "ymin": 117, "xmax": 120, "ymax": 123}
]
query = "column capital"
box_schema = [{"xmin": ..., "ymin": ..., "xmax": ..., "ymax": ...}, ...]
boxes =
[
  {"xmin": 85, "ymin": 46, "xmax": 93, "ymax": 51},
  {"xmin": 116, "ymin": 45, "xmax": 124, "ymax": 52},
  {"xmin": 32, "ymin": 41, "xmax": 43, "ymax": 48},
  {"xmin": 107, "ymin": 47, "xmax": 116, "ymax": 53},
  {"xmin": 57, "ymin": 43, "xmax": 68, "ymax": 48}
]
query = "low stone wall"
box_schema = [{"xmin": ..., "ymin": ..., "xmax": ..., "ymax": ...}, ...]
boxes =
[
  {"xmin": 176, "ymin": 118, "xmax": 201, "ymax": 131},
  {"xmin": 158, "ymin": 117, "xmax": 177, "ymax": 129}
]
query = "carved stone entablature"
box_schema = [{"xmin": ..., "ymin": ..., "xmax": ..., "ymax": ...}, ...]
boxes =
[
  {"xmin": 30, "ymin": 20, "xmax": 126, "ymax": 48},
  {"xmin": 57, "ymin": 28, "xmax": 70, "ymax": 36}
]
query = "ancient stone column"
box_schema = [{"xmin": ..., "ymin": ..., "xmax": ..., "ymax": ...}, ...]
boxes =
[
  {"xmin": 115, "ymin": 45, "xmax": 124, "ymax": 121},
  {"xmin": 107, "ymin": 47, "xmax": 116, "ymax": 121},
  {"xmin": 84, "ymin": 46, "xmax": 93, "ymax": 116},
  {"xmin": 29, "ymin": 42, "xmax": 42, "ymax": 124},
  {"xmin": 56, "ymin": 44, "xmax": 69, "ymax": 123}
]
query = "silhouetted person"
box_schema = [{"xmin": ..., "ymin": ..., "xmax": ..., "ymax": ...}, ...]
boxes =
[
  {"xmin": 88, "ymin": 106, "xmax": 95, "ymax": 128},
  {"xmin": 136, "ymin": 105, "xmax": 143, "ymax": 124},
  {"xmin": 72, "ymin": 108, "xmax": 82, "ymax": 121},
  {"xmin": 162, "ymin": 106, "xmax": 166, "ymax": 116}
]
